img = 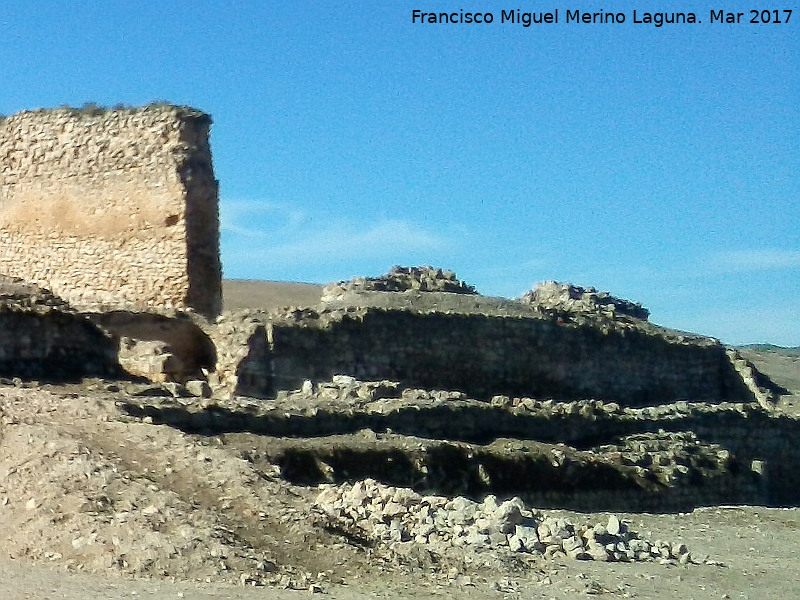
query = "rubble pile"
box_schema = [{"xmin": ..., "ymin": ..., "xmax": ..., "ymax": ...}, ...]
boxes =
[
  {"xmin": 0, "ymin": 274, "xmax": 72, "ymax": 312},
  {"xmin": 322, "ymin": 266, "xmax": 477, "ymax": 300},
  {"xmin": 520, "ymin": 281, "xmax": 650, "ymax": 321},
  {"xmin": 594, "ymin": 432, "xmax": 735, "ymax": 487},
  {"xmin": 315, "ymin": 479, "xmax": 697, "ymax": 565}
]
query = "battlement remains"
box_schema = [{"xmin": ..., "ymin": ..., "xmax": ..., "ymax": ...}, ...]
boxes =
[
  {"xmin": 520, "ymin": 281, "xmax": 651, "ymax": 321},
  {"xmin": 322, "ymin": 266, "xmax": 477, "ymax": 301}
]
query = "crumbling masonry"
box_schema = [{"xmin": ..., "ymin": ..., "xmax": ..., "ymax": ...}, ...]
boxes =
[
  {"xmin": 0, "ymin": 105, "xmax": 222, "ymax": 317},
  {"xmin": 0, "ymin": 106, "xmax": 796, "ymax": 514}
]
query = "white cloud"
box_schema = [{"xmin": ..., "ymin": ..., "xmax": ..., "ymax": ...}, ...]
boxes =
[
  {"xmin": 219, "ymin": 196, "xmax": 456, "ymax": 282},
  {"xmin": 266, "ymin": 219, "xmax": 446, "ymax": 262},
  {"xmin": 219, "ymin": 198, "xmax": 307, "ymax": 238},
  {"xmin": 708, "ymin": 248, "xmax": 800, "ymax": 272},
  {"xmin": 224, "ymin": 215, "xmax": 450, "ymax": 267}
]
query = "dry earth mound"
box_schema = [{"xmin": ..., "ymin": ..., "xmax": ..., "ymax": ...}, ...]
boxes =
[{"xmin": 222, "ymin": 280, "xmax": 324, "ymax": 312}]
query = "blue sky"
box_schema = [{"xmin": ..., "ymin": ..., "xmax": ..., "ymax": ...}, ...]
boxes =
[{"xmin": 0, "ymin": 2, "xmax": 797, "ymax": 345}]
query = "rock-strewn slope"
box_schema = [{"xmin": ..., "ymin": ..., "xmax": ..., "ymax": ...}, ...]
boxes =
[
  {"xmin": 315, "ymin": 480, "xmax": 696, "ymax": 564},
  {"xmin": 120, "ymin": 376, "xmax": 797, "ymax": 510},
  {"xmin": 0, "ymin": 363, "xmax": 797, "ymax": 598},
  {"xmin": 0, "ymin": 273, "xmax": 795, "ymax": 598}
]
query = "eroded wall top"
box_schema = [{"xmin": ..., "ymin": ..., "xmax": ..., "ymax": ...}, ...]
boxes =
[{"xmin": 0, "ymin": 104, "xmax": 221, "ymax": 317}]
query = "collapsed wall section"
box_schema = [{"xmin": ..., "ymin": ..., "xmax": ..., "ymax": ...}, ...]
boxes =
[
  {"xmin": 0, "ymin": 309, "xmax": 119, "ymax": 380},
  {"xmin": 0, "ymin": 105, "xmax": 222, "ymax": 317}
]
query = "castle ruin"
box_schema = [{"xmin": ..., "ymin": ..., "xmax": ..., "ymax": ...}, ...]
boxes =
[{"xmin": 0, "ymin": 105, "xmax": 796, "ymax": 514}]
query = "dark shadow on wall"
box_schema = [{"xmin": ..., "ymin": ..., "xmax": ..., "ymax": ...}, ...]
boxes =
[
  {"xmin": 0, "ymin": 311, "xmax": 121, "ymax": 382},
  {"xmin": 266, "ymin": 311, "xmax": 758, "ymax": 406}
]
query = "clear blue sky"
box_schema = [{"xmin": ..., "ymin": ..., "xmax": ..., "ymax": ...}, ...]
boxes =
[{"xmin": 1, "ymin": 2, "xmax": 797, "ymax": 345}]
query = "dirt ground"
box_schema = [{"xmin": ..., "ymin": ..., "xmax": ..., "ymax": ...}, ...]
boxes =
[
  {"xmin": 0, "ymin": 281, "xmax": 798, "ymax": 599},
  {"xmin": 222, "ymin": 280, "xmax": 323, "ymax": 313},
  {"xmin": 2, "ymin": 507, "xmax": 799, "ymax": 600},
  {"xmin": 0, "ymin": 378, "xmax": 798, "ymax": 599}
]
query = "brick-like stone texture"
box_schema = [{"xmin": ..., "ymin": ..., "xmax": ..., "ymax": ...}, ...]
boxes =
[
  {"xmin": 0, "ymin": 104, "xmax": 221, "ymax": 317},
  {"xmin": 263, "ymin": 308, "xmax": 751, "ymax": 405},
  {"xmin": 209, "ymin": 300, "xmax": 764, "ymax": 406}
]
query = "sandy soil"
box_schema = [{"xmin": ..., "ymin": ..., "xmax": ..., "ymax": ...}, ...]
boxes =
[
  {"xmin": 739, "ymin": 347, "xmax": 800, "ymax": 412},
  {"xmin": 222, "ymin": 280, "xmax": 323, "ymax": 313}
]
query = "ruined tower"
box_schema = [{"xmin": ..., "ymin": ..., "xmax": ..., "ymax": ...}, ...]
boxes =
[{"xmin": 0, "ymin": 104, "xmax": 222, "ymax": 317}]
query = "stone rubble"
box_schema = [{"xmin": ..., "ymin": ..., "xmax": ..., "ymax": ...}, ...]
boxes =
[
  {"xmin": 119, "ymin": 372, "xmax": 798, "ymax": 511},
  {"xmin": 315, "ymin": 479, "xmax": 697, "ymax": 565},
  {"xmin": 0, "ymin": 274, "xmax": 71, "ymax": 312},
  {"xmin": 322, "ymin": 266, "xmax": 478, "ymax": 301},
  {"xmin": 520, "ymin": 281, "xmax": 650, "ymax": 321},
  {"xmin": 726, "ymin": 348, "xmax": 778, "ymax": 408}
]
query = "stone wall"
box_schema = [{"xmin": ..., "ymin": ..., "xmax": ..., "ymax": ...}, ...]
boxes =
[
  {"xmin": 121, "ymin": 381, "xmax": 800, "ymax": 509},
  {"xmin": 0, "ymin": 276, "xmax": 118, "ymax": 380},
  {"xmin": 268, "ymin": 310, "xmax": 754, "ymax": 405},
  {"xmin": 88, "ymin": 311, "xmax": 216, "ymax": 384},
  {"xmin": 207, "ymin": 312, "xmax": 272, "ymax": 398},
  {"xmin": 322, "ymin": 266, "xmax": 477, "ymax": 301},
  {"xmin": 0, "ymin": 104, "xmax": 221, "ymax": 317},
  {"xmin": 212, "ymin": 305, "xmax": 758, "ymax": 406}
]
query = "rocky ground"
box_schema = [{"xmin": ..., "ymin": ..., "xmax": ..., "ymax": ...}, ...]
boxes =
[
  {"xmin": 0, "ymin": 279, "xmax": 798, "ymax": 599},
  {"xmin": 739, "ymin": 346, "xmax": 800, "ymax": 412},
  {"xmin": 0, "ymin": 359, "xmax": 798, "ymax": 599}
]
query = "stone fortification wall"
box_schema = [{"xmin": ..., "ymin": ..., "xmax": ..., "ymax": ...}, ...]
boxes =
[
  {"xmin": 88, "ymin": 311, "xmax": 216, "ymax": 385},
  {"xmin": 207, "ymin": 312, "xmax": 272, "ymax": 398},
  {"xmin": 122, "ymin": 380, "xmax": 799, "ymax": 509},
  {"xmin": 212, "ymin": 305, "xmax": 756, "ymax": 406},
  {"xmin": 0, "ymin": 104, "xmax": 221, "ymax": 317},
  {"xmin": 265, "ymin": 309, "xmax": 750, "ymax": 405},
  {"xmin": 322, "ymin": 266, "xmax": 477, "ymax": 301}
]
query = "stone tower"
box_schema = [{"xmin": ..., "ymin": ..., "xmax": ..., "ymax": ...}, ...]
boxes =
[{"xmin": 0, "ymin": 104, "xmax": 222, "ymax": 317}]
